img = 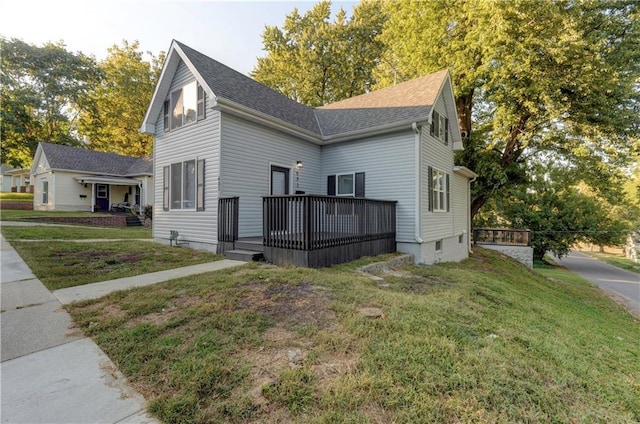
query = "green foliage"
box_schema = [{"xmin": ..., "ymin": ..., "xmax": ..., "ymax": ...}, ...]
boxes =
[
  {"xmin": 379, "ymin": 0, "xmax": 640, "ymax": 217},
  {"xmin": 251, "ymin": 0, "xmax": 386, "ymax": 106},
  {"xmin": 78, "ymin": 41, "xmax": 164, "ymax": 157},
  {"xmin": 477, "ymin": 171, "xmax": 631, "ymax": 260},
  {"xmin": 1, "ymin": 37, "xmax": 101, "ymax": 167}
]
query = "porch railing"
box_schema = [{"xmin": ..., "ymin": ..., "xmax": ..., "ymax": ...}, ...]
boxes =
[
  {"xmin": 263, "ymin": 195, "xmax": 396, "ymax": 251},
  {"xmin": 473, "ymin": 228, "xmax": 531, "ymax": 246},
  {"xmin": 218, "ymin": 197, "xmax": 239, "ymax": 242}
]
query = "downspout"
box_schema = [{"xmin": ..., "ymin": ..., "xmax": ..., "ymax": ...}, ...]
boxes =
[{"xmin": 412, "ymin": 122, "xmax": 423, "ymax": 244}]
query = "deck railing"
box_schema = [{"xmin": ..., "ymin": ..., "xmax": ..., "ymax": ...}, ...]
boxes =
[
  {"xmin": 218, "ymin": 197, "xmax": 239, "ymax": 242},
  {"xmin": 473, "ymin": 228, "xmax": 531, "ymax": 246},
  {"xmin": 263, "ymin": 195, "xmax": 397, "ymax": 251}
]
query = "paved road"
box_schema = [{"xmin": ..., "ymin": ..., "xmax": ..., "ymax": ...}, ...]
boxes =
[{"xmin": 555, "ymin": 251, "xmax": 640, "ymax": 317}]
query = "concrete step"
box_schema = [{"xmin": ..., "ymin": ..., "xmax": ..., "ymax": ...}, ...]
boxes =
[
  {"xmin": 225, "ymin": 249, "xmax": 264, "ymax": 262},
  {"xmin": 125, "ymin": 216, "xmax": 143, "ymax": 227}
]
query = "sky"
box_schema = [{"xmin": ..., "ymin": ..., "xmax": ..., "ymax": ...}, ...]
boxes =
[{"xmin": 1, "ymin": 0, "xmax": 358, "ymax": 75}]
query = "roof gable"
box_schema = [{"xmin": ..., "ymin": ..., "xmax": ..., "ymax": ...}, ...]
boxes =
[
  {"xmin": 142, "ymin": 41, "xmax": 461, "ymax": 145},
  {"xmin": 35, "ymin": 143, "xmax": 152, "ymax": 176}
]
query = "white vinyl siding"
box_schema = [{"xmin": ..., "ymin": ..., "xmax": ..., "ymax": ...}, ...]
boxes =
[
  {"xmin": 453, "ymin": 173, "xmax": 470, "ymax": 242},
  {"xmin": 220, "ymin": 114, "xmax": 321, "ymax": 238},
  {"xmin": 51, "ymin": 172, "xmax": 90, "ymax": 211},
  {"xmin": 321, "ymin": 130, "xmax": 415, "ymax": 242},
  {"xmin": 422, "ymin": 93, "xmax": 455, "ymax": 242},
  {"xmin": 153, "ymin": 60, "xmax": 220, "ymax": 248}
]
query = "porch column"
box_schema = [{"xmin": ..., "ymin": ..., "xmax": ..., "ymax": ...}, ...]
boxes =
[{"xmin": 91, "ymin": 183, "xmax": 95, "ymax": 213}]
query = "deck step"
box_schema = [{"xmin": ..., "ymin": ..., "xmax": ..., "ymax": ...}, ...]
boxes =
[
  {"xmin": 234, "ymin": 240, "xmax": 264, "ymax": 252},
  {"xmin": 225, "ymin": 249, "xmax": 264, "ymax": 262}
]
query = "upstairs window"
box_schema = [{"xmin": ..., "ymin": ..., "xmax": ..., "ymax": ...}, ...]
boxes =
[
  {"xmin": 165, "ymin": 82, "xmax": 205, "ymax": 131},
  {"xmin": 430, "ymin": 110, "xmax": 449, "ymax": 145}
]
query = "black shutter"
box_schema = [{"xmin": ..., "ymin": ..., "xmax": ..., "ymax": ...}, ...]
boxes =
[
  {"xmin": 433, "ymin": 112, "xmax": 440, "ymax": 138},
  {"xmin": 327, "ymin": 175, "xmax": 336, "ymax": 195},
  {"xmin": 430, "ymin": 111, "xmax": 438, "ymax": 136},
  {"xmin": 163, "ymin": 166, "xmax": 169, "ymax": 211},
  {"xmin": 355, "ymin": 172, "xmax": 365, "ymax": 197},
  {"xmin": 163, "ymin": 100, "xmax": 170, "ymax": 132},
  {"xmin": 444, "ymin": 117, "xmax": 449, "ymax": 145},
  {"xmin": 428, "ymin": 166, "xmax": 433, "ymax": 212},
  {"xmin": 197, "ymin": 159, "xmax": 205, "ymax": 211},
  {"xmin": 446, "ymin": 173, "xmax": 450, "ymax": 212}
]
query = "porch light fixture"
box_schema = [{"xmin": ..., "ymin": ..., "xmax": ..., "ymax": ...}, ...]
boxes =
[{"xmin": 295, "ymin": 161, "xmax": 303, "ymax": 188}]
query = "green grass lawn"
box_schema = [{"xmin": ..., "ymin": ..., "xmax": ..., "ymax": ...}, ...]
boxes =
[
  {"xmin": 67, "ymin": 248, "xmax": 640, "ymax": 423},
  {"xmin": 9, "ymin": 240, "xmax": 220, "ymax": 290},
  {"xmin": 1, "ymin": 225, "xmax": 151, "ymax": 240},
  {"xmin": 580, "ymin": 250, "xmax": 640, "ymax": 274},
  {"xmin": 0, "ymin": 209, "xmax": 113, "ymax": 221}
]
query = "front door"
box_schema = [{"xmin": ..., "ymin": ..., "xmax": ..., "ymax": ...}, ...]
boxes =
[
  {"xmin": 270, "ymin": 166, "xmax": 290, "ymax": 231},
  {"xmin": 270, "ymin": 166, "xmax": 290, "ymax": 196},
  {"xmin": 96, "ymin": 184, "xmax": 109, "ymax": 211}
]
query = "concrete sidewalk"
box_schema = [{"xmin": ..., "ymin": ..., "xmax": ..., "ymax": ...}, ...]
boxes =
[
  {"xmin": 0, "ymin": 234, "xmax": 246, "ymax": 423},
  {"xmin": 54, "ymin": 259, "xmax": 246, "ymax": 305}
]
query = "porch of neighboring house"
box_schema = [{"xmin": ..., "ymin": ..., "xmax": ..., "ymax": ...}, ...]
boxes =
[
  {"xmin": 217, "ymin": 195, "xmax": 397, "ymax": 267},
  {"xmin": 74, "ymin": 176, "xmax": 143, "ymax": 214}
]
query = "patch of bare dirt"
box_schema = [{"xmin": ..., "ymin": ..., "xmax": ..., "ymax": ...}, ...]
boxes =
[
  {"xmin": 119, "ymin": 252, "xmax": 145, "ymax": 263},
  {"xmin": 235, "ymin": 281, "xmax": 335, "ymax": 329}
]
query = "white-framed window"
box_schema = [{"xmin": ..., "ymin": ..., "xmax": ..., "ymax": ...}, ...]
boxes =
[
  {"xmin": 97, "ymin": 184, "xmax": 108, "ymax": 199},
  {"xmin": 327, "ymin": 172, "xmax": 365, "ymax": 197},
  {"xmin": 435, "ymin": 239, "xmax": 443, "ymax": 251},
  {"xmin": 42, "ymin": 181, "xmax": 48, "ymax": 204},
  {"xmin": 428, "ymin": 167, "xmax": 449, "ymax": 212},
  {"xmin": 164, "ymin": 159, "xmax": 205, "ymax": 211},
  {"xmin": 337, "ymin": 173, "xmax": 354, "ymax": 196},
  {"xmin": 165, "ymin": 82, "xmax": 205, "ymax": 131}
]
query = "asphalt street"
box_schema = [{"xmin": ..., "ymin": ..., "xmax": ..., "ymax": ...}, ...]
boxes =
[{"xmin": 555, "ymin": 250, "xmax": 640, "ymax": 317}]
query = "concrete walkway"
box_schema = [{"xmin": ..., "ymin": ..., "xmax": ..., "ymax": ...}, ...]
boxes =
[{"xmin": 1, "ymin": 234, "xmax": 246, "ymax": 423}]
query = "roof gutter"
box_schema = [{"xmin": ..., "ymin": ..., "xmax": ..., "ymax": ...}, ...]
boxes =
[
  {"xmin": 215, "ymin": 98, "xmax": 321, "ymax": 144},
  {"xmin": 321, "ymin": 118, "xmax": 430, "ymax": 144}
]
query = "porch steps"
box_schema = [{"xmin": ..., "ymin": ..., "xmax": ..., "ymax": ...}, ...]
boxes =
[
  {"xmin": 225, "ymin": 249, "xmax": 264, "ymax": 262},
  {"xmin": 125, "ymin": 216, "xmax": 143, "ymax": 227},
  {"xmin": 234, "ymin": 240, "xmax": 264, "ymax": 252}
]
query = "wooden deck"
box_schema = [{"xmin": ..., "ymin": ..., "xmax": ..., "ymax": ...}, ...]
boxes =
[{"xmin": 218, "ymin": 195, "xmax": 397, "ymax": 267}]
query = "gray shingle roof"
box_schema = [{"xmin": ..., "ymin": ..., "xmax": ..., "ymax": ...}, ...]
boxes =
[
  {"xmin": 40, "ymin": 143, "xmax": 152, "ymax": 176},
  {"xmin": 176, "ymin": 41, "xmax": 321, "ymax": 135},
  {"xmin": 173, "ymin": 41, "xmax": 449, "ymax": 140},
  {"xmin": 317, "ymin": 71, "xmax": 447, "ymax": 136}
]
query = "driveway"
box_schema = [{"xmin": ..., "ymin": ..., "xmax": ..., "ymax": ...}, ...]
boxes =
[{"xmin": 555, "ymin": 251, "xmax": 640, "ymax": 317}]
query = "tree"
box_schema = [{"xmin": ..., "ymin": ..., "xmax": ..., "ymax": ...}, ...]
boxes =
[
  {"xmin": 251, "ymin": 0, "xmax": 386, "ymax": 106},
  {"xmin": 479, "ymin": 172, "xmax": 630, "ymax": 260},
  {"xmin": 78, "ymin": 41, "xmax": 164, "ymax": 157},
  {"xmin": 378, "ymin": 0, "xmax": 640, "ymax": 218},
  {"xmin": 1, "ymin": 37, "xmax": 101, "ymax": 167}
]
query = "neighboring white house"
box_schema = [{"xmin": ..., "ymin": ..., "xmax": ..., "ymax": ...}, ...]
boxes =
[
  {"xmin": 30, "ymin": 142, "xmax": 153, "ymax": 213},
  {"xmin": 1, "ymin": 165, "xmax": 32, "ymax": 193},
  {"xmin": 141, "ymin": 40, "xmax": 477, "ymax": 265}
]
